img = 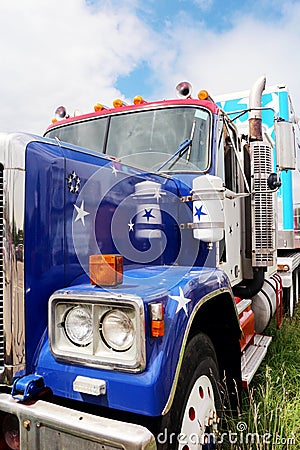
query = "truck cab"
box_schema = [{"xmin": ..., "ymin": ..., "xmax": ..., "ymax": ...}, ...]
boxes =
[{"xmin": 0, "ymin": 77, "xmax": 297, "ymax": 449}]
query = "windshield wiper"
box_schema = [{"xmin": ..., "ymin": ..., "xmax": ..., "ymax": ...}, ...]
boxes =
[
  {"xmin": 185, "ymin": 120, "xmax": 196, "ymax": 163},
  {"xmin": 156, "ymin": 138, "xmax": 192, "ymax": 172},
  {"xmin": 157, "ymin": 120, "xmax": 196, "ymax": 172}
]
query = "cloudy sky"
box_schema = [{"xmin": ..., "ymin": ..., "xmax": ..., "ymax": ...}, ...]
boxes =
[{"xmin": 0, "ymin": 0, "xmax": 300, "ymax": 135}]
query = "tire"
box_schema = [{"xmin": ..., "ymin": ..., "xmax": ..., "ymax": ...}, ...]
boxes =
[{"xmin": 156, "ymin": 333, "xmax": 222, "ymax": 450}]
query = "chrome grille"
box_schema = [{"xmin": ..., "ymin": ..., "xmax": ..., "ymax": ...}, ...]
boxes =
[
  {"xmin": 0, "ymin": 165, "xmax": 4, "ymax": 366},
  {"xmin": 251, "ymin": 142, "xmax": 276, "ymax": 266}
]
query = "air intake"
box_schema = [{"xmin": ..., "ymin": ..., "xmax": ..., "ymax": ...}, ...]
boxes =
[{"xmin": 251, "ymin": 141, "xmax": 276, "ymax": 267}]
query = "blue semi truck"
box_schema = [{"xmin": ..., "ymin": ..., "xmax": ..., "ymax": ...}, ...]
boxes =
[{"xmin": 0, "ymin": 76, "xmax": 298, "ymax": 449}]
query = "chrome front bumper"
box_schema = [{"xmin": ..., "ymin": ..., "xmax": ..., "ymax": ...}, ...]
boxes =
[{"xmin": 0, "ymin": 393, "xmax": 156, "ymax": 450}]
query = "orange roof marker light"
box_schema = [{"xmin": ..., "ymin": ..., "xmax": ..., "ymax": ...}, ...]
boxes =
[
  {"xmin": 94, "ymin": 103, "xmax": 104, "ymax": 112},
  {"xmin": 133, "ymin": 95, "xmax": 146, "ymax": 105},
  {"xmin": 94, "ymin": 103, "xmax": 109, "ymax": 112},
  {"xmin": 89, "ymin": 254, "xmax": 123, "ymax": 286},
  {"xmin": 113, "ymin": 99, "xmax": 128, "ymax": 108},
  {"xmin": 198, "ymin": 90, "xmax": 209, "ymax": 100}
]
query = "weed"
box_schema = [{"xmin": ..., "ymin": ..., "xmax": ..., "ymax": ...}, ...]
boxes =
[{"xmin": 222, "ymin": 304, "xmax": 300, "ymax": 449}]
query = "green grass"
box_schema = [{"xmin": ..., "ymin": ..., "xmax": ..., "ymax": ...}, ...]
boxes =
[{"xmin": 222, "ymin": 304, "xmax": 300, "ymax": 449}]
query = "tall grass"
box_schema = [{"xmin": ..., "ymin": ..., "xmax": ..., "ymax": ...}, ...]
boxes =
[{"xmin": 222, "ymin": 304, "xmax": 300, "ymax": 449}]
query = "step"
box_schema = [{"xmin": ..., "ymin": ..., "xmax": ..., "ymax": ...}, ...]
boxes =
[
  {"xmin": 236, "ymin": 298, "xmax": 252, "ymax": 315},
  {"xmin": 241, "ymin": 334, "xmax": 272, "ymax": 388}
]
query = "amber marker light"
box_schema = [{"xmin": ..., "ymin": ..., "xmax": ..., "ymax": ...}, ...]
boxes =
[
  {"xmin": 198, "ymin": 90, "xmax": 209, "ymax": 100},
  {"xmin": 51, "ymin": 118, "xmax": 57, "ymax": 123},
  {"xmin": 133, "ymin": 95, "xmax": 145, "ymax": 105},
  {"xmin": 113, "ymin": 98, "xmax": 124, "ymax": 108},
  {"xmin": 149, "ymin": 302, "xmax": 164, "ymax": 337},
  {"xmin": 277, "ymin": 264, "xmax": 290, "ymax": 272},
  {"xmin": 89, "ymin": 254, "xmax": 123, "ymax": 286},
  {"xmin": 94, "ymin": 103, "xmax": 104, "ymax": 112}
]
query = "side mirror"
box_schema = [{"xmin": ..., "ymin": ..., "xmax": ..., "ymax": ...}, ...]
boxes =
[{"xmin": 275, "ymin": 120, "xmax": 296, "ymax": 170}]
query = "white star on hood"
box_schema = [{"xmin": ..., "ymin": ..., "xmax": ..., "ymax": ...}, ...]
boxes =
[
  {"xmin": 170, "ymin": 287, "xmax": 191, "ymax": 316},
  {"xmin": 74, "ymin": 200, "xmax": 90, "ymax": 226}
]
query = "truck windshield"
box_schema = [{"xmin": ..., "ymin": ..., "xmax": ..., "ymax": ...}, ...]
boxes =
[{"xmin": 45, "ymin": 106, "xmax": 211, "ymax": 172}]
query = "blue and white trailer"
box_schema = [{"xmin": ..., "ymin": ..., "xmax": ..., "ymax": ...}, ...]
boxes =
[{"xmin": 216, "ymin": 81, "xmax": 300, "ymax": 317}]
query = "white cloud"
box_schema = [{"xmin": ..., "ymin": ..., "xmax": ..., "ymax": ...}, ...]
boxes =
[
  {"xmin": 0, "ymin": 0, "xmax": 154, "ymax": 134},
  {"xmin": 146, "ymin": 1, "xmax": 300, "ymax": 117},
  {"xmin": 1, "ymin": 0, "xmax": 300, "ymax": 136}
]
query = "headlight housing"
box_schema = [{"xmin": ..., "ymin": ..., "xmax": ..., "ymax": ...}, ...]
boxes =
[
  {"xmin": 64, "ymin": 305, "xmax": 93, "ymax": 347},
  {"xmin": 101, "ymin": 310, "xmax": 135, "ymax": 351},
  {"xmin": 49, "ymin": 291, "xmax": 145, "ymax": 372}
]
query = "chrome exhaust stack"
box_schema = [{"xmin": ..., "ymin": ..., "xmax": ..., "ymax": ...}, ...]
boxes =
[{"xmin": 249, "ymin": 75, "xmax": 266, "ymax": 142}]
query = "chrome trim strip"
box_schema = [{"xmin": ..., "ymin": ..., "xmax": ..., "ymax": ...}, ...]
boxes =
[
  {"xmin": 0, "ymin": 133, "xmax": 35, "ymax": 383},
  {"xmin": 0, "ymin": 165, "xmax": 4, "ymax": 367},
  {"xmin": 161, "ymin": 287, "xmax": 233, "ymax": 415}
]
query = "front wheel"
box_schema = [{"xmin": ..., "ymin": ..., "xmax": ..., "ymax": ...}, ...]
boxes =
[{"xmin": 157, "ymin": 333, "xmax": 223, "ymax": 449}]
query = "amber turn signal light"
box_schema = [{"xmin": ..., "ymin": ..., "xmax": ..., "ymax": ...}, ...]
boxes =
[
  {"xmin": 149, "ymin": 302, "xmax": 164, "ymax": 337},
  {"xmin": 90, "ymin": 254, "xmax": 123, "ymax": 286}
]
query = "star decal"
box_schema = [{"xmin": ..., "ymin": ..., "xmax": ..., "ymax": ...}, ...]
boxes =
[
  {"xmin": 128, "ymin": 220, "xmax": 134, "ymax": 232},
  {"xmin": 67, "ymin": 171, "xmax": 81, "ymax": 194},
  {"xmin": 153, "ymin": 188, "xmax": 161, "ymax": 203},
  {"xmin": 194, "ymin": 205, "xmax": 207, "ymax": 221},
  {"xmin": 111, "ymin": 165, "xmax": 118, "ymax": 176},
  {"xmin": 170, "ymin": 287, "xmax": 191, "ymax": 316},
  {"xmin": 143, "ymin": 208, "xmax": 155, "ymax": 222},
  {"xmin": 74, "ymin": 200, "xmax": 90, "ymax": 226}
]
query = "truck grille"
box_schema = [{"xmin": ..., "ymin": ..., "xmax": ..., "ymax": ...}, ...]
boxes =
[
  {"xmin": 251, "ymin": 142, "xmax": 276, "ymax": 267},
  {"xmin": 0, "ymin": 165, "xmax": 4, "ymax": 366}
]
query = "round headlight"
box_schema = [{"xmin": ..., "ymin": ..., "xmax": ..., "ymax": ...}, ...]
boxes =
[
  {"xmin": 101, "ymin": 310, "xmax": 135, "ymax": 351},
  {"xmin": 64, "ymin": 306, "xmax": 93, "ymax": 347}
]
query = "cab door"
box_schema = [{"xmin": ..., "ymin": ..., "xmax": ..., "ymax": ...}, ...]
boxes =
[{"xmin": 216, "ymin": 114, "xmax": 244, "ymax": 285}]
